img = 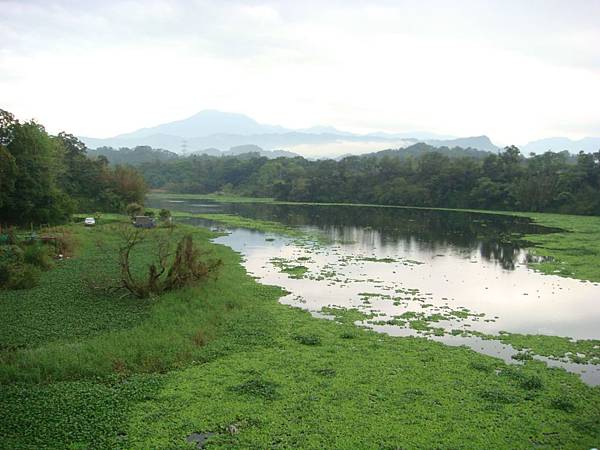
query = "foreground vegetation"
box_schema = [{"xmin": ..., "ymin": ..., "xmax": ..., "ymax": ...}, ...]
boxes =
[{"xmin": 1, "ymin": 217, "xmax": 600, "ymax": 449}]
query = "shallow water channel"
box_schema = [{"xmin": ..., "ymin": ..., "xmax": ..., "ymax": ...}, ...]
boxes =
[{"xmin": 151, "ymin": 199, "xmax": 600, "ymax": 384}]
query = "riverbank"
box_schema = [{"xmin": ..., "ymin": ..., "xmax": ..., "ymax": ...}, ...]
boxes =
[
  {"xmin": 1, "ymin": 216, "xmax": 599, "ymax": 448},
  {"xmin": 148, "ymin": 192, "xmax": 600, "ymax": 283},
  {"xmin": 149, "ymin": 194, "xmax": 600, "ymax": 368}
]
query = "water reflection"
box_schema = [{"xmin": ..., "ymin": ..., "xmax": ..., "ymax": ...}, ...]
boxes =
[
  {"xmin": 148, "ymin": 198, "xmax": 600, "ymax": 384},
  {"xmin": 152, "ymin": 199, "xmax": 560, "ymax": 271}
]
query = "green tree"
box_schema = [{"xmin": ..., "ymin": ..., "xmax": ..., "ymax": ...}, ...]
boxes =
[
  {"xmin": 126, "ymin": 203, "xmax": 144, "ymax": 218},
  {"xmin": 0, "ymin": 113, "xmax": 72, "ymax": 225},
  {"xmin": 158, "ymin": 209, "xmax": 171, "ymax": 222},
  {"xmin": 0, "ymin": 145, "xmax": 16, "ymax": 210}
]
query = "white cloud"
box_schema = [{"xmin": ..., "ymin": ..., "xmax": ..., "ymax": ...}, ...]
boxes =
[{"xmin": 0, "ymin": 0, "xmax": 599, "ymax": 145}]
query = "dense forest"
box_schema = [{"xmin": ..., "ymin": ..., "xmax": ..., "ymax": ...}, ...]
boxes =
[
  {"xmin": 0, "ymin": 109, "xmax": 147, "ymax": 225},
  {"xmin": 128, "ymin": 144, "xmax": 600, "ymax": 215},
  {"xmin": 88, "ymin": 145, "xmax": 179, "ymax": 165}
]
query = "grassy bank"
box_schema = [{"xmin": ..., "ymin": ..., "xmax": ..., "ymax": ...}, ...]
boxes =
[
  {"xmin": 1, "ymin": 217, "xmax": 600, "ymax": 448},
  {"xmin": 515, "ymin": 213, "xmax": 600, "ymax": 282},
  {"xmin": 168, "ymin": 211, "xmax": 308, "ymax": 239},
  {"xmin": 149, "ymin": 192, "xmax": 275, "ymax": 203}
]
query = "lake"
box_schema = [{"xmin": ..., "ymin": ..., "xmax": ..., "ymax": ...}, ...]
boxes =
[{"xmin": 149, "ymin": 198, "xmax": 600, "ymax": 384}]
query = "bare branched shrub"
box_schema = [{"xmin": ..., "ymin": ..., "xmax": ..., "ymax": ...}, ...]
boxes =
[
  {"xmin": 40, "ymin": 226, "xmax": 77, "ymax": 257},
  {"xmin": 115, "ymin": 227, "xmax": 221, "ymax": 299}
]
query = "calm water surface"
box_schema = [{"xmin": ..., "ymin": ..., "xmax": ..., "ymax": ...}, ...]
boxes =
[{"xmin": 149, "ymin": 198, "xmax": 600, "ymax": 384}]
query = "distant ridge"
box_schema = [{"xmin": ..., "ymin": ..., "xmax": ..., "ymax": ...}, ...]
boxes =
[
  {"xmin": 79, "ymin": 110, "xmax": 501, "ymax": 156},
  {"xmin": 522, "ymin": 137, "xmax": 600, "ymax": 154},
  {"xmin": 425, "ymin": 135, "xmax": 498, "ymax": 153}
]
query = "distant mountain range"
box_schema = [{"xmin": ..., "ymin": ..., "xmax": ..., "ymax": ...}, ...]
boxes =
[
  {"xmin": 521, "ymin": 137, "xmax": 600, "ymax": 154},
  {"xmin": 112, "ymin": 110, "xmax": 287, "ymax": 139},
  {"xmin": 80, "ymin": 110, "xmax": 599, "ymax": 157},
  {"xmin": 79, "ymin": 110, "xmax": 500, "ymax": 157}
]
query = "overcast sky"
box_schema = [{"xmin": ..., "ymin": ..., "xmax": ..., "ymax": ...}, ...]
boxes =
[{"xmin": 1, "ymin": 0, "xmax": 599, "ymax": 145}]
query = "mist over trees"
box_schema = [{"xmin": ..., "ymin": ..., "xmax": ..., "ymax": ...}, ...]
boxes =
[
  {"xmin": 134, "ymin": 145, "xmax": 600, "ymax": 215},
  {"xmin": 0, "ymin": 109, "xmax": 147, "ymax": 225}
]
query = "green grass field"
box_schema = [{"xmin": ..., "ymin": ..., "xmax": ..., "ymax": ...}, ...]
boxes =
[{"xmin": 1, "ymin": 215, "xmax": 600, "ymax": 449}]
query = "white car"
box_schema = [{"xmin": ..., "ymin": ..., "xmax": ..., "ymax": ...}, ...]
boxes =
[{"xmin": 84, "ymin": 217, "xmax": 96, "ymax": 227}]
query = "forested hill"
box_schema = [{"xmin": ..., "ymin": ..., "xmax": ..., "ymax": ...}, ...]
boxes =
[
  {"xmin": 85, "ymin": 142, "xmax": 496, "ymax": 166},
  {"xmin": 87, "ymin": 144, "xmax": 300, "ymax": 163},
  {"xmin": 134, "ymin": 145, "xmax": 600, "ymax": 216},
  {"xmin": 369, "ymin": 143, "xmax": 494, "ymax": 160},
  {"xmin": 87, "ymin": 146, "xmax": 179, "ymax": 165}
]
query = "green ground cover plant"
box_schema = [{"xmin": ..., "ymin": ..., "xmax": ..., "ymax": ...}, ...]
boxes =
[
  {"xmin": 151, "ymin": 195, "xmax": 600, "ymax": 366},
  {"xmin": 1, "ymin": 215, "xmax": 600, "ymax": 448}
]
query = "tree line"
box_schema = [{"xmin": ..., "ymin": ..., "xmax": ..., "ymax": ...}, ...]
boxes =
[
  {"xmin": 4, "ymin": 106, "xmax": 599, "ymax": 221},
  {"xmin": 132, "ymin": 144, "xmax": 600, "ymax": 215},
  {"xmin": 0, "ymin": 109, "xmax": 147, "ymax": 225}
]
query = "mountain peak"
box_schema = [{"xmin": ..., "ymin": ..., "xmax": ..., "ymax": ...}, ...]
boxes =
[
  {"xmin": 114, "ymin": 110, "xmax": 288, "ymax": 140},
  {"xmin": 79, "ymin": 111, "xmax": 502, "ymax": 156}
]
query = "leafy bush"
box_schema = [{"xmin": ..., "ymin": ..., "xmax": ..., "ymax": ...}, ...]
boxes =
[
  {"xmin": 0, "ymin": 245, "xmax": 24, "ymax": 289},
  {"xmin": 126, "ymin": 203, "xmax": 144, "ymax": 219},
  {"xmin": 23, "ymin": 242, "xmax": 52, "ymax": 269},
  {"xmin": 158, "ymin": 209, "xmax": 171, "ymax": 222},
  {"xmin": 0, "ymin": 241, "xmax": 56, "ymax": 290},
  {"xmin": 6, "ymin": 264, "xmax": 41, "ymax": 290},
  {"xmin": 0, "ymin": 244, "xmax": 24, "ymax": 266}
]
